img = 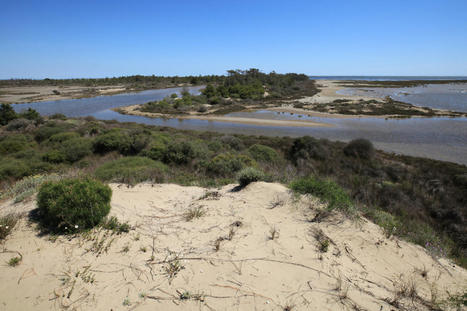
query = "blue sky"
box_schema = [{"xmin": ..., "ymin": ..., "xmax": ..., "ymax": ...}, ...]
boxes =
[{"xmin": 1, "ymin": 0, "xmax": 467, "ymax": 78}]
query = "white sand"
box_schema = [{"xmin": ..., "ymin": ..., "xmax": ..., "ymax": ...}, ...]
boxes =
[{"xmin": 0, "ymin": 182, "xmax": 465, "ymax": 310}]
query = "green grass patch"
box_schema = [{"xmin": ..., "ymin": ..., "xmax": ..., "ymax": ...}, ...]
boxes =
[{"xmin": 290, "ymin": 177, "xmax": 356, "ymax": 216}]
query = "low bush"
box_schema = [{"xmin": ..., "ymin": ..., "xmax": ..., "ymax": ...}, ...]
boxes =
[
  {"xmin": 93, "ymin": 130, "xmax": 131, "ymax": 154},
  {"xmin": 6, "ymin": 118, "xmax": 34, "ymax": 131},
  {"xmin": 290, "ymin": 177, "xmax": 356, "ymax": 216},
  {"xmin": 60, "ymin": 137, "xmax": 93, "ymax": 162},
  {"xmin": 0, "ymin": 158, "xmax": 30, "ymax": 179},
  {"xmin": 42, "ymin": 150, "xmax": 66, "ymax": 163},
  {"xmin": 45, "ymin": 132, "xmax": 80, "ymax": 146},
  {"xmin": 343, "ymin": 138, "xmax": 374, "ymax": 159},
  {"xmin": 0, "ymin": 134, "xmax": 35, "ymax": 155},
  {"xmin": 163, "ymin": 140, "xmax": 208, "ymax": 164},
  {"xmin": 37, "ymin": 178, "xmax": 112, "ymax": 232},
  {"xmin": 248, "ymin": 144, "xmax": 279, "ymax": 163},
  {"xmin": 95, "ymin": 156, "xmax": 167, "ymax": 184},
  {"xmin": 34, "ymin": 122, "xmax": 74, "ymax": 142},
  {"xmin": 289, "ymin": 136, "xmax": 328, "ymax": 162},
  {"xmin": 364, "ymin": 208, "xmax": 400, "ymax": 237},
  {"xmin": 49, "ymin": 113, "xmax": 67, "ymax": 120},
  {"xmin": 237, "ymin": 167, "xmax": 264, "ymax": 187},
  {"xmin": 206, "ymin": 153, "xmax": 255, "ymax": 175}
]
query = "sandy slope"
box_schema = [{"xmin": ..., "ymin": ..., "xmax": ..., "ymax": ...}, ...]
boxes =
[{"xmin": 0, "ymin": 182, "xmax": 465, "ymax": 311}]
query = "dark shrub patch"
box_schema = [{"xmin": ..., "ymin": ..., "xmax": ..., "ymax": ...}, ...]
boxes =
[
  {"xmin": 0, "ymin": 103, "xmax": 17, "ymax": 125},
  {"xmin": 95, "ymin": 156, "xmax": 167, "ymax": 184},
  {"xmin": 18, "ymin": 108, "xmax": 42, "ymax": 123},
  {"xmin": 0, "ymin": 158, "xmax": 29, "ymax": 179},
  {"xmin": 49, "ymin": 113, "xmax": 67, "ymax": 120},
  {"xmin": 248, "ymin": 144, "xmax": 279, "ymax": 163},
  {"xmin": 34, "ymin": 122, "xmax": 74, "ymax": 142},
  {"xmin": 206, "ymin": 153, "xmax": 255, "ymax": 175},
  {"xmin": 290, "ymin": 177, "xmax": 355, "ymax": 216},
  {"xmin": 163, "ymin": 141, "xmax": 206, "ymax": 164},
  {"xmin": 45, "ymin": 132, "xmax": 80, "ymax": 146},
  {"xmin": 0, "ymin": 134, "xmax": 35, "ymax": 155},
  {"xmin": 237, "ymin": 167, "xmax": 264, "ymax": 187},
  {"xmin": 42, "ymin": 150, "xmax": 66, "ymax": 163},
  {"xmin": 60, "ymin": 138, "xmax": 93, "ymax": 162},
  {"xmin": 220, "ymin": 135, "xmax": 244, "ymax": 151},
  {"xmin": 93, "ymin": 130, "xmax": 131, "ymax": 154},
  {"xmin": 289, "ymin": 136, "xmax": 328, "ymax": 162},
  {"xmin": 6, "ymin": 118, "xmax": 34, "ymax": 131},
  {"xmin": 343, "ymin": 138, "xmax": 374, "ymax": 159},
  {"xmin": 37, "ymin": 178, "xmax": 112, "ymax": 232}
]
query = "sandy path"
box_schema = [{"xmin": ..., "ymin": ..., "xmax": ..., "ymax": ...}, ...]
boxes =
[{"xmin": 0, "ymin": 182, "xmax": 465, "ymax": 310}]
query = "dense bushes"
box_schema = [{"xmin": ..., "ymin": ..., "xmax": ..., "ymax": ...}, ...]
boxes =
[
  {"xmin": 1, "ymin": 103, "xmax": 17, "ymax": 125},
  {"xmin": 206, "ymin": 153, "xmax": 255, "ymax": 175},
  {"xmin": 0, "ymin": 134, "xmax": 35, "ymax": 155},
  {"xmin": 237, "ymin": 167, "xmax": 264, "ymax": 187},
  {"xmin": 290, "ymin": 177, "xmax": 355, "ymax": 216},
  {"xmin": 0, "ymin": 158, "xmax": 30, "ymax": 180},
  {"xmin": 343, "ymin": 138, "xmax": 374, "ymax": 159},
  {"xmin": 95, "ymin": 156, "xmax": 167, "ymax": 184},
  {"xmin": 289, "ymin": 136, "xmax": 329, "ymax": 162},
  {"xmin": 248, "ymin": 144, "xmax": 279, "ymax": 163},
  {"xmin": 37, "ymin": 178, "xmax": 112, "ymax": 232},
  {"xmin": 93, "ymin": 130, "xmax": 149, "ymax": 155}
]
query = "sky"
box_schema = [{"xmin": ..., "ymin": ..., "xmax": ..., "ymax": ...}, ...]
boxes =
[{"xmin": 1, "ymin": 0, "xmax": 467, "ymax": 78}]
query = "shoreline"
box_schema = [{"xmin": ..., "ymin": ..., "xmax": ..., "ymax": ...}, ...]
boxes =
[
  {"xmin": 0, "ymin": 84, "xmax": 201, "ymax": 104},
  {"xmin": 115, "ymin": 105, "xmax": 332, "ymax": 127}
]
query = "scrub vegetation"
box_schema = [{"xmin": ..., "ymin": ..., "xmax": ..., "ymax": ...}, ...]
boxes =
[
  {"xmin": 1, "ymin": 99, "xmax": 466, "ymax": 267},
  {"xmin": 138, "ymin": 69, "xmax": 318, "ymax": 115}
]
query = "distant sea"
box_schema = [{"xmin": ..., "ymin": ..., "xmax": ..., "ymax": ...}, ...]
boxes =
[{"xmin": 308, "ymin": 76, "xmax": 467, "ymax": 81}]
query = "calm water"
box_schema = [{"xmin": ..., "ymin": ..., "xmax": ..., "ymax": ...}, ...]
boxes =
[
  {"xmin": 337, "ymin": 83, "xmax": 467, "ymax": 113},
  {"xmin": 12, "ymin": 86, "xmax": 203, "ymax": 117},
  {"xmin": 310, "ymin": 76, "xmax": 467, "ymax": 81},
  {"xmin": 11, "ymin": 85, "xmax": 467, "ymax": 165}
]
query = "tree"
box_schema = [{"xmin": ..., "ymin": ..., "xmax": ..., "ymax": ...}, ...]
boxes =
[{"xmin": 0, "ymin": 103, "xmax": 17, "ymax": 126}]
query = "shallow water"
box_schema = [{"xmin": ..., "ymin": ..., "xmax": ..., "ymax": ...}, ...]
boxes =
[
  {"xmin": 337, "ymin": 83, "xmax": 467, "ymax": 112},
  {"xmin": 11, "ymin": 86, "xmax": 467, "ymax": 166}
]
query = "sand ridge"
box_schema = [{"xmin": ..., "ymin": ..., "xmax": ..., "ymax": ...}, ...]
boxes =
[{"xmin": 0, "ymin": 182, "xmax": 465, "ymax": 310}]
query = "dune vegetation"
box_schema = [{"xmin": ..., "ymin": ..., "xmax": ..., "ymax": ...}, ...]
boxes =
[{"xmin": 1, "ymin": 102, "xmax": 466, "ymax": 268}]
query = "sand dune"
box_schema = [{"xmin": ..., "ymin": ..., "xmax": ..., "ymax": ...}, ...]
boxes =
[{"xmin": 0, "ymin": 182, "xmax": 465, "ymax": 310}]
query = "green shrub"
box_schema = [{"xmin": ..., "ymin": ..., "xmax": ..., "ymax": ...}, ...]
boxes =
[
  {"xmin": 60, "ymin": 138, "xmax": 93, "ymax": 162},
  {"xmin": 95, "ymin": 156, "xmax": 167, "ymax": 184},
  {"xmin": 206, "ymin": 153, "xmax": 255, "ymax": 175},
  {"xmin": 343, "ymin": 138, "xmax": 374, "ymax": 159},
  {"xmin": 290, "ymin": 177, "xmax": 356, "ymax": 216},
  {"xmin": 0, "ymin": 103, "xmax": 18, "ymax": 126},
  {"xmin": 0, "ymin": 134, "xmax": 35, "ymax": 155},
  {"xmin": 93, "ymin": 130, "xmax": 131, "ymax": 154},
  {"xmin": 0, "ymin": 158, "xmax": 30, "ymax": 179},
  {"xmin": 37, "ymin": 178, "xmax": 112, "ymax": 232},
  {"xmin": 49, "ymin": 113, "xmax": 67, "ymax": 120},
  {"xmin": 220, "ymin": 135, "xmax": 244, "ymax": 150},
  {"xmin": 163, "ymin": 141, "xmax": 208, "ymax": 164},
  {"xmin": 6, "ymin": 118, "xmax": 34, "ymax": 131},
  {"xmin": 248, "ymin": 144, "xmax": 279, "ymax": 163},
  {"xmin": 43, "ymin": 150, "xmax": 66, "ymax": 163},
  {"xmin": 45, "ymin": 132, "xmax": 80, "ymax": 146},
  {"xmin": 365, "ymin": 208, "xmax": 400, "ymax": 237},
  {"xmin": 289, "ymin": 136, "xmax": 328, "ymax": 162},
  {"xmin": 18, "ymin": 108, "xmax": 42, "ymax": 123},
  {"xmin": 237, "ymin": 167, "xmax": 264, "ymax": 187},
  {"xmin": 34, "ymin": 122, "xmax": 74, "ymax": 142}
]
